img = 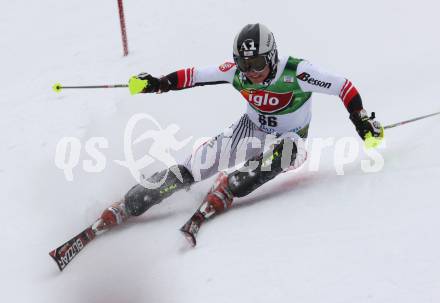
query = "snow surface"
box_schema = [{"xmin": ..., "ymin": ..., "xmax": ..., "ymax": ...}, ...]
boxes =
[{"xmin": 1, "ymin": 0, "xmax": 440, "ymax": 302}]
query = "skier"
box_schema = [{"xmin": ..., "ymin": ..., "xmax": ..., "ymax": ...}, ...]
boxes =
[{"xmin": 96, "ymin": 23, "xmax": 384, "ymax": 246}]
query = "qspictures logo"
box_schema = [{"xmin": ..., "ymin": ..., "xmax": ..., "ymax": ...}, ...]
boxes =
[
  {"xmin": 114, "ymin": 113, "xmax": 193, "ymax": 188},
  {"xmin": 54, "ymin": 113, "xmax": 386, "ymax": 187},
  {"xmin": 54, "ymin": 113, "xmax": 192, "ymax": 189}
]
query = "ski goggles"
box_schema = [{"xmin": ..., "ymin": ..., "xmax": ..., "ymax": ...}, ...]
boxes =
[{"xmin": 234, "ymin": 55, "xmax": 268, "ymax": 73}]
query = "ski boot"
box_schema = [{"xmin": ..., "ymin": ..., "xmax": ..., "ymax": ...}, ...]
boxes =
[
  {"xmin": 92, "ymin": 200, "xmax": 130, "ymax": 235},
  {"xmin": 180, "ymin": 171, "xmax": 233, "ymax": 247}
]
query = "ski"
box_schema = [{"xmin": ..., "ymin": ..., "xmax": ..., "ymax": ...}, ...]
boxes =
[
  {"xmin": 180, "ymin": 226, "xmax": 198, "ymax": 247},
  {"xmin": 49, "ymin": 219, "xmax": 104, "ymax": 271},
  {"xmin": 180, "ymin": 211, "xmax": 205, "ymax": 247}
]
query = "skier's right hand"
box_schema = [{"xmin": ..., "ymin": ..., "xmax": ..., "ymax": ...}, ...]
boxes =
[
  {"xmin": 129, "ymin": 73, "xmax": 174, "ymax": 95},
  {"xmin": 128, "ymin": 73, "xmax": 160, "ymax": 95}
]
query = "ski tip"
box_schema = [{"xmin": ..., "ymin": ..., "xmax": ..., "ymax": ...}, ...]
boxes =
[
  {"xmin": 48, "ymin": 225, "xmax": 97, "ymax": 272},
  {"xmin": 180, "ymin": 229, "xmax": 197, "ymax": 248},
  {"xmin": 48, "ymin": 249, "xmax": 64, "ymax": 272}
]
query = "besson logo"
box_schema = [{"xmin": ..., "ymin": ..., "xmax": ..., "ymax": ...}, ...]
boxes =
[{"xmin": 297, "ymin": 72, "xmax": 332, "ymax": 89}]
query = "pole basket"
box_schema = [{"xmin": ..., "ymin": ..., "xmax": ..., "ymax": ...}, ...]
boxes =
[{"xmin": 117, "ymin": 0, "xmax": 129, "ymax": 56}]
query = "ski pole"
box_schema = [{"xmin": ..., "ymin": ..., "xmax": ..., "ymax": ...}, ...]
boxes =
[
  {"xmin": 52, "ymin": 82, "xmax": 128, "ymax": 93},
  {"xmin": 384, "ymin": 111, "xmax": 440, "ymax": 130}
]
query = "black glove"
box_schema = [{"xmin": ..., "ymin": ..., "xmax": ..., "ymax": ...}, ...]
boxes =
[
  {"xmin": 135, "ymin": 73, "xmax": 160, "ymax": 93},
  {"xmin": 136, "ymin": 73, "xmax": 173, "ymax": 93},
  {"xmin": 350, "ymin": 109, "xmax": 384, "ymax": 147}
]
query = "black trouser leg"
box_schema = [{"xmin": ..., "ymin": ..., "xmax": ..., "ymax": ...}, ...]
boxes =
[
  {"xmin": 228, "ymin": 138, "xmax": 297, "ymax": 198},
  {"xmin": 124, "ymin": 165, "xmax": 195, "ymax": 216}
]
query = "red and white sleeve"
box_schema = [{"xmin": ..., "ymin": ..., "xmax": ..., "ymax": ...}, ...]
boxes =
[
  {"xmin": 168, "ymin": 62, "xmax": 236, "ymax": 90},
  {"xmin": 296, "ymin": 60, "xmax": 363, "ymax": 113}
]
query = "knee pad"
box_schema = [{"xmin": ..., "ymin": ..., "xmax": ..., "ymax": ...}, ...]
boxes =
[
  {"xmin": 124, "ymin": 165, "xmax": 194, "ymax": 216},
  {"xmin": 228, "ymin": 138, "xmax": 298, "ymax": 198}
]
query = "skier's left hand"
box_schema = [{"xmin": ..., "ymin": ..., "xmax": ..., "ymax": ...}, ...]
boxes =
[{"xmin": 350, "ymin": 109, "xmax": 384, "ymax": 148}]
